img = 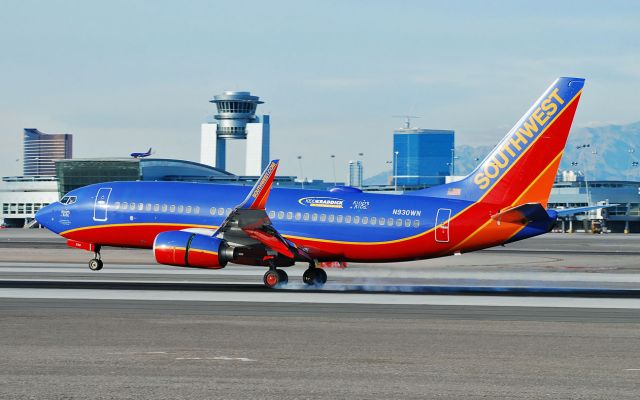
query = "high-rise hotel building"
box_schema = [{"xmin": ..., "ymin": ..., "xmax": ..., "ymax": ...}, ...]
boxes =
[{"xmin": 23, "ymin": 128, "xmax": 73, "ymax": 176}]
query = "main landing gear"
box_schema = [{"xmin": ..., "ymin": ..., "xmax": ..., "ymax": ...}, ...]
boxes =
[
  {"xmin": 261, "ymin": 260, "xmax": 328, "ymax": 289},
  {"xmin": 88, "ymin": 245, "xmax": 103, "ymax": 271},
  {"xmin": 263, "ymin": 261, "xmax": 288, "ymax": 288},
  {"xmin": 303, "ymin": 263, "xmax": 327, "ymax": 286}
]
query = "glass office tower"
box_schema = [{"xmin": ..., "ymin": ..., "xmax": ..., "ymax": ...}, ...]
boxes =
[{"xmin": 393, "ymin": 129, "xmax": 454, "ymax": 187}]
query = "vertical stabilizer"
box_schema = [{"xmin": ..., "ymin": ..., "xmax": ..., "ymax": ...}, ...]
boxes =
[{"xmin": 414, "ymin": 77, "xmax": 585, "ymax": 208}]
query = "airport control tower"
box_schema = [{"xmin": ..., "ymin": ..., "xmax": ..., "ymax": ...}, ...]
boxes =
[{"xmin": 200, "ymin": 91, "xmax": 270, "ymax": 176}]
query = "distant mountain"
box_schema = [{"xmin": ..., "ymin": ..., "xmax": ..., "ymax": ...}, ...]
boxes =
[
  {"xmin": 363, "ymin": 121, "xmax": 640, "ymax": 183},
  {"xmin": 561, "ymin": 121, "xmax": 640, "ymax": 181},
  {"xmin": 449, "ymin": 121, "xmax": 640, "ymax": 180},
  {"xmin": 453, "ymin": 144, "xmax": 493, "ymax": 175},
  {"xmin": 363, "ymin": 169, "xmax": 392, "ymax": 186}
]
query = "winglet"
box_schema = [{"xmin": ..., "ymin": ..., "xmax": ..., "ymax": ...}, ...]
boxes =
[{"xmin": 239, "ymin": 160, "xmax": 280, "ymax": 210}]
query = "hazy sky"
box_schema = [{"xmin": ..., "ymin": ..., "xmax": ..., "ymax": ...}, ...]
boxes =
[{"xmin": 1, "ymin": 1, "xmax": 639, "ymax": 181}]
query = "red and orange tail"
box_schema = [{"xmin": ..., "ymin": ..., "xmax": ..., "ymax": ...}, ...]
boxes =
[
  {"xmin": 239, "ymin": 160, "xmax": 279, "ymax": 210},
  {"xmin": 418, "ymin": 77, "xmax": 585, "ymax": 208}
]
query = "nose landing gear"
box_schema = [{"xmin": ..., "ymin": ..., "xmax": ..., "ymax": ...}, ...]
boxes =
[{"xmin": 88, "ymin": 245, "xmax": 103, "ymax": 271}]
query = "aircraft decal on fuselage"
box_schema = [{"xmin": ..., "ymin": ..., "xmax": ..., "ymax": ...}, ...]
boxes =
[{"xmin": 298, "ymin": 197, "xmax": 345, "ymax": 209}]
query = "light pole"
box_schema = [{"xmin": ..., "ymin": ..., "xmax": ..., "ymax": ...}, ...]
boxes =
[
  {"xmin": 627, "ymin": 148, "xmax": 635, "ymax": 181},
  {"xmin": 356, "ymin": 152, "xmax": 364, "ymax": 188},
  {"xmin": 330, "ymin": 155, "xmax": 336, "ymax": 186},
  {"xmin": 394, "ymin": 151, "xmax": 399, "ymax": 191},
  {"xmin": 450, "ymin": 148, "xmax": 457, "ymax": 176},
  {"xmin": 297, "ymin": 155, "xmax": 304, "ymax": 189},
  {"xmin": 575, "ymin": 144, "xmax": 592, "ymax": 205}
]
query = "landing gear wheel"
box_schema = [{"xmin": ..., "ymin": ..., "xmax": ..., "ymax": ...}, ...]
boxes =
[
  {"xmin": 303, "ymin": 267, "xmax": 327, "ymax": 286},
  {"xmin": 89, "ymin": 258, "xmax": 103, "ymax": 271},
  {"xmin": 263, "ymin": 270, "xmax": 281, "ymax": 288},
  {"xmin": 303, "ymin": 268, "xmax": 316, "ymax": 285},
  {"xmin": 315, "ymin": 268, "xmax": 327, "ymax": 284},
  {"xmin": 277, "ymin": 269, "xmax": 288, "ymax": 285}
]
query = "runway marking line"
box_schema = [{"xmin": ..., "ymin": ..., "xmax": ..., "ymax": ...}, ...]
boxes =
[{"xmin": 175, "ymin": 356, "xmax": 255, "ymax": 362}]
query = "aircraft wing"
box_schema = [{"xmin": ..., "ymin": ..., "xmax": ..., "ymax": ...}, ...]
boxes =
[
  {"xmin": 552, "ymin": 204, "xmax": 619, "ymax": 217},
  {"xmin": 205, "ymin": 160, "xmax": 311, "ymax": 261}
]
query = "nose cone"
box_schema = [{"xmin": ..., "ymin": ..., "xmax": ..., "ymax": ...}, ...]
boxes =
[{"xmin": 35, "ymin": 203, "xmax": 58, "ymax": 232}]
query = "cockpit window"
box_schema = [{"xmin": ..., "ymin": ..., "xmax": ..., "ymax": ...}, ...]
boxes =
[{"xmin": 60, "ymin": 196, "xmax": 77, "ymax": 205}]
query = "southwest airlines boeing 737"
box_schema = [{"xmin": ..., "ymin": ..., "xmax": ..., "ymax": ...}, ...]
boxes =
[{"xmin": 36, "ymin": 77, "xmax": 585, "ymax": 288}]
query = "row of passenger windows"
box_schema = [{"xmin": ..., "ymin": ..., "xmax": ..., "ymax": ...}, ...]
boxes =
[
  {"xmin": 111, "ymin": 202, "xmax": 420, "ymax": 227},
  {"xmin": 113, "ymin": 201, "xmax": 205, "ymax": 215},
  {"xmin": 267, "ymin": 210, "xmax": 419, "ymax": 228}
]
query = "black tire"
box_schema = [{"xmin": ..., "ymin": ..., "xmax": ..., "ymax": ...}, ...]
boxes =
[
  {"xmin": 89, "ymin": 259, "xmax": 103, "ymax": 271},
  {"xmin": 315, "ymin": 268, "xmax": 327, "ymax": 284},
  {"xmin": 263, "ymin": 270, "xmax": 280, "ymax": 288},
  {"xmin": 302, "ymin": 268, "xmax": 316, "ymax": 285},
  {"xmin": 277, "ymin": 269, "xmax": 288, "ymax": 285}
]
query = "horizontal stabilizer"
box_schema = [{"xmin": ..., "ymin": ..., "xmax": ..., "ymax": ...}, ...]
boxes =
[{"xmin": 491, "ymin": 203, "xmax": 551, "ymax": 225}]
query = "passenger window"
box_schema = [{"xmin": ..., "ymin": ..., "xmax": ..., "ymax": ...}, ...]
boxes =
[
  {"xmin": 114, "ymin": 202, "xmax": 121, "ymax": 210},
  {"xmin": 162, "ymin": 204, "xmax": 168, "ymax": 212},
  {"xmin": 210, "ymin": 207, "xmax": 216, "ymax": 215},
  {"xmin": 328, "ymin": 214, "xmax": 335, "ymax": 223},
  {"xmin": 138, "ymin": 203, "xmax": 144, "ymax": 211},
  {"xmin": 170, "ymin": 205, "xmax": 176, "ymax": 213},
  {"xmin": 295, "ymin": 212, "xmax": 301, "ymax": 221},
  {"xmin": 303, "ymin": 213, "xmax": 309, "ymax": 221},
  {"xmin": 269, "ymin": 210, "xmax": 276, "ymax": 218},
  {"xmin": 405, "ymin": 219, "xmax": 411, "ymax": 227},
  {"xmin": 370, "ymin": 217, "xmax": 376, "ymax": 225},
  {"xmin": 122, "ymin": 202, "xmax": 128, "ymax": 209},
  {"xmin": 413, "ymin": 220, "xmax": 420, "ymax": 228},
  {"xmin": 336, "ymin": 215, "xmax": 344, "ymax": 223},
  {"xmin": 345, "ymin": 215, "xmax": 352, "ymax": 223},
  {"xmin": 146, "ymin": 203, "xmax": 152, "ymax": 211},
  {"xmin": 277, "ymin": 211, "xmax": 284, "ymax": 219},
  {"xmin": 178, "ymin": 205, "xmax": 184, "ymax": 213},
  {"xmin": 320, "ymin": 214, "xmax": 327, "ymax": 222},
  {"xmin": 312, "ymin": 213, "xmax": 318, "ymax": 221},
  {"xmin": 286, "ymin": 212, "xmax": 293, "ymax": 220},
  {"xmin": 218, "ymin": 207, "xmax": 224, "ymax": 215},
  {"xmin": 379, "ymin": 217, "xmax": 385, "ymax": 225},
  {"xmin": 194, "ymin": 206, "xmax": 200, "ymax": 214},
  {"xmin": 152, "ymin": 204, "xmax": 158, "ymax": 212},
  {"xmin": 362, "ymin": 216, "xmax": 368, "ymax": 224},
  {"xmin": 390, "ymin": 218, "xmax": 397, "ymax": 227},
  {"xmin": 186, "ymin": 206, "xmax": 192, "ymax": 214},
  {"xmin": 353, "ymin": 216, "xmax": 360, "ymax": 224}
]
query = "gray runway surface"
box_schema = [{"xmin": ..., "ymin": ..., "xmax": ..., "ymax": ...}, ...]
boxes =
[{"xmin": 1, "ymin": 230, "xmax": 640, "ymax": 399}]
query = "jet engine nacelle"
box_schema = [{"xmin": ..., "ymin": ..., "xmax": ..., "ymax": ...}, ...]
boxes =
[{"xmin": 153, "ymin": 231, "xmax": 233, "ymax": 269}]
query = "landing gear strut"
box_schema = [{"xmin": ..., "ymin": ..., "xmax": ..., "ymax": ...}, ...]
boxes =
[
  {"xmin": 88, "ymin": 245, "xmax": 103, "ymax": 271},
  {"xmin": 303, "ymin": 262, "xmax": 327, "ymax": 286},
  {"xmin": 263, "ymin": 261, "xmax": 288, "ymax": 288}
]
